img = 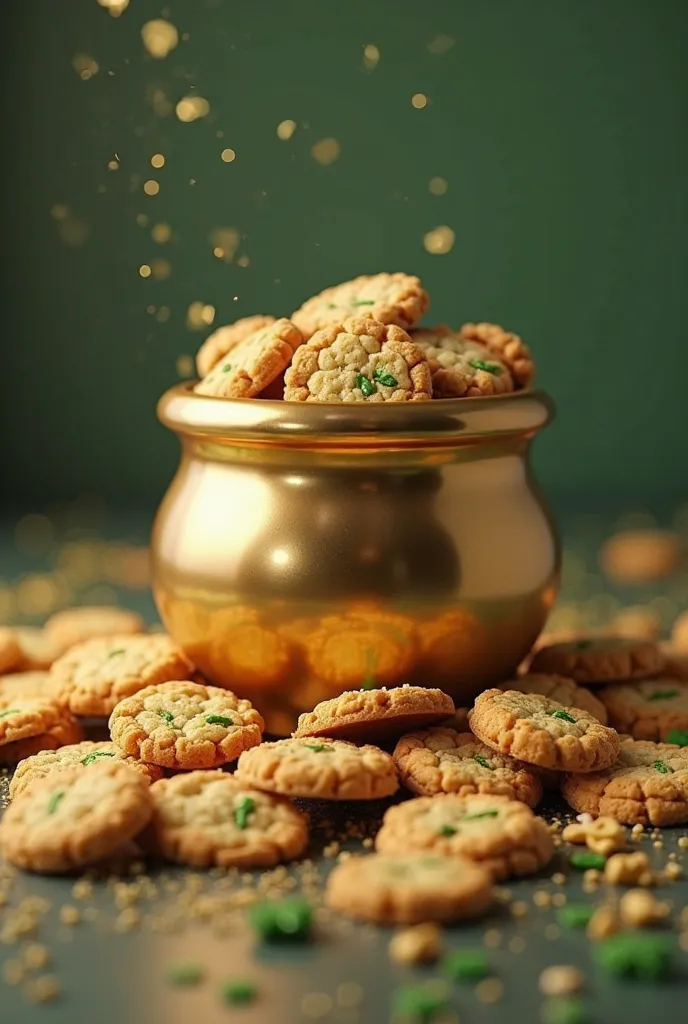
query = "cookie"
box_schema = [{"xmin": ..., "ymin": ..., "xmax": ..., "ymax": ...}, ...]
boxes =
[
  {"xmin": 325, "ymin": 852, "xmax": 493, "ymax": 924},
  {"xmin": 12, "ymin": 628, "xmax": 62, "ymax": 670},
  {"xmin": 109, "ymin": 680, "xmax": 264, "ymax": 769},
  {"xmin": 504, "ymin": 673, "xmax": 608, "ymax": 724},
  {"xmin": 208, "ymin": 622, "xmax": 292, "ymax": 691},
  {"xmin": 392, "ymin": 728, "xmax": 542, "ymax": 807},
  {"xmin": 597, "ymin": 679, "xmax": 688, "ymax": 742},
  {"xmin": 0, "ymin": 671, "xmax": 49, "ymax": 700},
  {"xmin": 0, "ymin": 628, "xmax": 22, "ymax": 674},
  {"xmin": 0, "ymin": 697, "xmax": 69, "ymax": 747},
  {"xmin": 529, "ymin": 636, "xmax": 665, "ymax": 685},
  {"xmin": 0, "ymin": 761, "xmax": 153, "ymax": 873},
  {"xmin": 47, "ymin": 634, "xmax": 194, "ymax": 717},
  {"xmin": 194, "ymin": 318, "xmax": 302, "ymax": 399},
  {"xmin": 45, "ymin": 606, "xmax": 145, "ymax": 652},
  {"xmin": 459, "ymin": 321, "xmax": 534, "ymax": 388},
  {"xmin": 284, "ymin": 318, "xmax": 432, "ymax": 403},
  {"xmin": 375, "ymin": 793, "xmax": 554, "ymax": 880},
  {"xmin": 411, "ymin": 326, "xmax": 514, "ymax": 398},
  {"xmin": 236, "ymin": 737, "xmax": 398, "ymax": 800},
  {"xmin": 10, "ymin": 740, "xmax": 163, "ymax": 800},
  {"xmin": 141, "ymin": 770, "xmax": 308, "ymax": 868},
  {"xmin": 195, "ymin": 314, "xmax": 277, "ymax": 377},
  {"xmin": 660, "ymin": 644, "xmax": 688, "ymax": 681},
  {"xmin": 418, "ymin": 609, "xmax": 489, "ymax": 684},
  {"xmin": 305, "ymin": 613, "xmax": 418, "ymax": 691},
  {"xmin": 562, "ymin": 738, "xmax": 688, "ymax": 827},
  {"xmin": 293, "ymin": 685, "xmax": 454, "ymax": 743},
  {"xmin": 0, "ymin": 714, "xmax": 83, "ymax": 767},
  {"xmin": 291, "ymin": 272, "xmax": 428, "ymax": 340},
  {"xmin": 600, "ymin": 529, "xmax": 683, "ymax": 585},
  {"xmin": 468, "ymin": 689, "xmax": 620, "ymax": 772}
]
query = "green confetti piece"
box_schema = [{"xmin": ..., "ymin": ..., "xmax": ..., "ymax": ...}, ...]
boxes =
[
  {"xmin": 653, "ymin": 760, "xmax": 674, "ymax": 774},
  {"xmin": 234, "ymin": 796, "xmax": 255, "ymax": 830},
  {"xmin": 373, "ymin": 368, "xmax": 398, "ymax": 387},
  {"xmin": 47, "ymin": 791, "xmax": 65, "ymax": 815},
  {"xmin": 462, "ymin": 809, "xmax": 499, "ymax": 822},
  {"xmin": 392, "ymin": 982, "xmax": 449, "ymax": 1022},
  {"xmin": 356, "ymin": 373, "xmax": 375, "ymax": 397},
  {"xmin": 81, "ymin": 751, "xmax": 116, "ymax": 766},
  {"xmin": 557, "ymin": 903, "xmax": 595, "ymax": 929},
  {"xmin": 569, "ymin": 851, "xmax": 607, "ymax": 870},
  {"xmin": 441, "ymin": 949, "xmax": 489, "ymax": 981},
  {"xmin": 550, "ymin": 709, "xmax": 577, "ymax": 723},
  {"xmin": 439, "ymin": 824, "xmax": 457, "ymax": 837},
  {"xmin": 542, "ymin": 997, "xmax": 587, "ymax": 1024},
  {"xmin": 205, "ymin": 714, "xmax": 233, "ymax": 727},
  {"xmin": 166, "ymin": 962, "xmax": 204, "ymax": 987},
  {"xmin": 221, "ymin": 363, "xmax": 233, "ymax": 372},
  {"xmin": 0, "ymin": 709, "xmax": 19, "ymax": 718},
  {"xmin": 304, "ymin": 743, "xmax": 328, "ymax": 752},
  {"xmin": 468, "ymin": 358, "xmax": 502, "ymax": 375},
  {"xmin": 219, "ymin": 979, "xmax": 258, "ymax": 1006},
  {"xmin": 106, "ymin": 648, "xmax": 125, "ymax": 659},
  {"xmin": 249, "ymin": 898, "xmax": 312, "ymax": 942},
  {"xmin": 593, "ymin": 933, "xmax": 673, "ymax": 981},
  {"xmin": 473, "ymin": 754, "xmax": 494, "ymax": 770},
  {"xmin": 159, "ymin": 710, "xmax": 174, "ymax": 724},
  {"xmin": 648, "ymin": 689, "xmax": 679, "ymax": 701},
  {"xmin": 666, "ymin": 729, "xmax": 688, "ymax": 746}
]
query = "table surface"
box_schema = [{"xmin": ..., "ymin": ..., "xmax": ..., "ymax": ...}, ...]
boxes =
[{"xmin": 1, "ymin": 505, "xmax": 688, "ymax": 1024}]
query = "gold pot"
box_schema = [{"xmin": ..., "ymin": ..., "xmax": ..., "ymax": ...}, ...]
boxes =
[{"xmin": 153, "ymin": 385, "xmax": 559, "ymax": 733}]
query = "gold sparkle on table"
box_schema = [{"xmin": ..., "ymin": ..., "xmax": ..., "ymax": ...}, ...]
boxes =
[
  {"xmin": 141, "ymin": 19, "xmax": 179, "ymax": 59},
  {"xmin": 150, "ymin": 259, "xmax": 171, "ymax": 280},
  {"xmin": 108, "ymin": 158, "xmax": 120, "ymax": 171},
  {"xmin": 156, "ymin": 307, "xmax": 171, "ymax": 324},
  {"xmin": 210, "ymin": 226, "xmax": 240, "ymax": 261},
  {"xmin": 176, "ymin": 96, "xmax": 210, "ymax": 123},
  {"xmin": 429, "ymin": 176, "xmax": 448, "ymax": 195},
  {"xmin": 176, "ymin": 355, "xmax": 194, "ymax": 377},
  {"xmin": 276, "ymin": 120, "xmax": 297, "ymax": 140},
  {"xmin": 143, "ymin": 180, "xmax": 160, "ymax": 196},
  {"xmin": 423, "ymin": 225, "xmax": 455, "ymax": 254},
  {"xmin": 150, "ymin": 154, "xmax": 165, "ymax": 169},
  {"xmin": 72, "ymin": 54, "xmax": 99, "ymax": 80},
  {"xmin": 311, "ymin": 138, "xmax": 341, "ymax": 165},
  {"xmin": 362, "ymin": 44, "xmax": 380, "ymax": 70},
  {"xmin": 220, "ymin": 148, "xmax": 236, "ymax": 162},
  {"xmin": 97, "ymin": 0, "xmax": 129, "ymax": 16},
  {"xmin": 411, "ymin": 93, "xmax": 429, "ymax": 109},
  {"xmin": 139, "ymin": 265, "xmax": 152, "ymax": 279},
  {"xmin": 151, "ymin": 223, "xmax": 172, "ymax": 244},
  {"xmin": 186, "ymin": 302, "xmax": 216, "ymax": 329}
]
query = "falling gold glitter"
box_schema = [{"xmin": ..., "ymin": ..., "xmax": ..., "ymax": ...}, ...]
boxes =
[
  {"xmin": 143, "ymin": 180, "xmax": 160, "ymax": 196},
  {"xmin": 362, "ymin": 44, "xmax": 380, "ymax": 70},
  {"xmin": 150, "ymin": 259, "xmax": 172, "ymax": 280},
  {"xmin": 136, "ymin": 213, "xmax": 149, "ymax": 227},
  {"xmin": 141, "ymin": 19, "xmax": 179, "ymax": 59},
  {"xmin": 59, "ymin": 218, "xmax": 90, "ymax": 247},
  {"xmin": 427, "ymin": 34, "xmax": 455, "ymax": 54},
  {"xmin": 237, "ymin": 255, "xmax": 250, "ymax": 267},
  {"xmin": 150, "ymin": 153, "xmax": 165, "ymax": 169},
  {"xmin": 139, "ymin": 265, "xmax": 152, "ymax": 278},
  {"xmin": 411, "ymin": 93, "xmax": 429, "ymax": 109},
  {"xmin": 97, "ymin": 0, "xmax": 129, "ymax": 16},
  {"xmin": 276, "ymin": 120, "xmax": 296, "ymax": 141},
  {"xmin": 151, "ymin": 223, "xmax": 172, "ymax": 244},
  {"xmin": 149, "ymin": 89, "xmax": 173, "ymax": 117},
  {"xmin": 186, "ymin": 302, "xmax": 216, "ymax": 329},
  {"xmin": 220, "ymin": 148, "xmax": 236, "ymax": 163},
  {"xmin": 176, "ymin": 354, "xmax": 194, "ymax": 377},
  {"xmin": 429, "ymin": 176, "xmax": 448, "ymax": 195},
  {"xmin": 72, "ymin": 54, "xmax": 99, "ymax": 81},
  {"xmin": 423, "ymin": 225, "xmax": 455, "ymax": 254},
  {"xmin": 157, "ymin": 306, "xmax": 171, "ymax": 323},
  {"xmin": 210, "ymin": 227, "xmax": 240, "ymax": 261},
  {"xmin": 176, "ymin": 96, "xmax": 210, "ymax": 123},
  {"xmin": 108, "ymin": 159, "xmax": 120, "ymax": 171},
  {"xmin": 50, "ymin": 204, "xmax": 69, "ymax": 220},
  {"xmin": 311, "ymin": 138, "xmax": 341, "ymax": 166}
]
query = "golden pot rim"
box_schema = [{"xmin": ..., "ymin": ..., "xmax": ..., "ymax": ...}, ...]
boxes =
[{"xmin": 157, "ymin": 383, "xmax": 555, "ymax": 448}]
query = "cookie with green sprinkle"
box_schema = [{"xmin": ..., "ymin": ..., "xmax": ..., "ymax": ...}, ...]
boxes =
[
  {"xmin": 375, "ymin": 793, "xmax": 554, "ymax": 880},
  {"xmin": 109, "ymin": 680, "xmax": 264, "ymax": 770},
  {"xmin": 410, "ymin": 325, "xmax": 515, "ymax": 398},
  {"xmin": 194, "ymin": 317, "xmax": 302, "ymax": 399},
  {"xmin": 291, "ymin": 272, "xmax": 429, "ymax": 340},
  {"xmin": 9, "ymin": 740, "xmax": 162, "ymax": 800},
  {"xmin": 597, "ymin": 678, "xmax": 688, "ymax": 741},
  {"xmin": 469, "ymin": 689, "xmax": 620, "ymax": 773},
  {"xmin": 195, "ymin": 314, "xmax": 276, "ymax": 377},
  {"xmin": 293, "ymin": 685, "xmax": 454, "ymax": 744},
  {"xmin": 392, "ymin": 727, "xmax": 542, "ymax": 807},
  {"xmin": 529, "ymin": 636, "xmax": 664, "ymax": 685},
  {"xmin": 562, "ymin": 738, "xmax": 688, "ymax": 827},
  {"xmin": 325, "ymin": 852, "xmax": 492, "ymax": 924},
  {"xmin": 141, "ymin": 770, "xmax": 307, "ymax": 868}
]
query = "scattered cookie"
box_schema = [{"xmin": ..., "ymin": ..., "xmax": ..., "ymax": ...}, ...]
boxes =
[
  {"xmin": 504, "ymin": 673, "xmax": 608, "ymax": 724},
  {"xmin": 291, "ymin": 272, "xmax": 429, "ymax": 340},
  {"xmin": 562, "ymin": 738, "xmax": 688, "ymax": 827},
  {"xmin": 305, "ymin": 613, "xmax": 418, "ymax": 691},
  {"xmin": 599, "ymin": 529, "xmax": 683, "ymax": 585},
  {"xmin": 195, "ymin": 314, "xmax": 277, "ymax": 377},
  {"xmin": 612, "ymin": 606, "xmax": 662, "ymax": 640},
  {"xmin": 0, "ymin": 761, "xmax": 153, "ymax": 873},
  {"xmin": 325, "ymin": 853, "xmax": 493, "ymax": 924},
  {"xmin": 47, "ymin": 634, "xmax": 193, "ymax": 717},
  {"xmin": 529, "ymin": 636, "xmax": 665, "ymax": 684},
  {"xmin": 109, "ymin": 680, "xmax": 264, "ymax": 769},
  {"xmin": 0, "ymin": 671, "xmax": 49, "ymax": 701},
  {"xmin": 392, "ymin": 728, "xmax": 542, "ymax": 807},
  {"xmin": 0, "ymin": 628, "xmax": 22, "ymax": 674},
  {"xmin": 45, "ymin": 606, "xmax": 145, "ymax": 652},
  {"xmin": 194, "ymin": 318, "xmax": 302, "ymax": 399},
  {"xmin": 597, "ymin": 679, "xmax": 688, "ymax": 742},
  {"xmin": 141, "ymin": 771, "xmax": 308, "ymax": 868},
  {"xmin": 10, "ymin": 740, "xmax": 163, "ymax": 800},
  {"xmin": 375, "ymin": 793, "xmax": 554, "ymax": 880},
  {"xmin": 0, "ymin": 697, "xmax": 71, "ymax": 748},
  {"xmin": 12, "ymin": 628, "xmax": 62, "ymax": 670},
  {"xmin": 418, "ymin": 609, "xmax": 489, "ymax": 684},
  {"xmin": 0, "ymin": 714, "xmax": 83, "ymax": 767},
  {"xmin": 236, "ymin": 737, "xmax": 398, "ymax": 800},
  {"xmin": 208, "ymin": 623, "xmax": 292, "ymax": 691},
  {"xmin": 293, "ymin": 685, "xmax": 454, "ymax": 743},
  {"xmin": 459, "ymin": 322, "xmax": 534, "ymax": 388},
  {"xmin": 284, "ymin": 318, "xmax": 432, "ymax": 403},
  {"xmin": 411, "ymin": 326, "xmax": 514, "ymax": 398},
  {"xmin": 468, "ymin": 689, "xmax": 620, "ymax": 772}
]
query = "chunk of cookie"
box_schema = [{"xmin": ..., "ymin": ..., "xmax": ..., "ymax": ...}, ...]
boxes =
[
  {"xmin": 292, "ymin": 272, "xmax": 428, "ymax": 340},
  {"xmin": 411, "ymin": 326, "xmax": 514, "ymax": 398},
  {"xmin": 45, "ymin": 606, "xmax": 145, "ymax": 653},
  {"xmin": 236, "ymin": 737, "xmax": 398, "ymax": 800},
  {"xmin": 0, "ymin": 671, "xmax": 49, "ymax": 701},
  {"xmin": 0, "ymin": 628, "xmax": 22, "ymax": 674},
  {"xmin": 284, "ymin": 318, "xmax": 432, "ymax": 403},
  {"xmin": 294, "ymin": 685, "xmax": 454, "ymax": 743},
  {"xmin": 469, "ymin": 689, "xmax": 620, "ymax": 772},
  {"xmin": 597, "ymin": 679, "xmax": 688, "ymax": 742},
  {"xmin": 0, "ymin": 714, "xmax": 83, "ymax": 767},
  {"xmin": 660, "ymin": 644, "xmax": 688, "ymax": 682},
  {"xmin": 529, "ymin": 636, "xmax": 665, "ymax": 684},
  {"xmin": 459, "ymin": 322, "xmax": 535, "ymax": 388},
  {"xmin": 12, "ymin": 628, "xmax": 62, "ymax": 670},
  {"xmin": 393, "ymin": 728, "xmax": 542, "ymax": 807},
  {"xmin": 141, "ymin": 771, "xmax": 308, "ymax": 868},
  {"xmin": 195, "ymin": 314, "xmax": 277, "ymax": 377},
  {"xmin": 109, "ymin": 680, "xmax": 264, "ymax": 769},
  {"xmin": 375, "ymin": 793, "xmax": 554, "ymax": 880},
  {"xmin": 194, "ymin": 318, "xmax": 302, "ymax": 399},
  {"xmin": 504, "ymin": 673, "xmax": 608, "ymax": 724},
  {"xmin": 305, "ymin": 613, "xmax": 418, "ymax": 691},
  {"xmin": 0, "ymin": 762, "xmax": 153, "ymax": 873},
  {"xmin": 562, "ymin": 738, "xmax": 688, "ymax": 827},
  {"xmin": 10, "ymin": 740, "xmax": 163, "ymax": 800},
  {"xmin": 325, "ymin": 853, "xmax": 493, "ymax": 924},
  {"xmin": 47, "ymin": 634, "xmax": 194, "ymax": 717},
  {"xmin": 0, "ymin": 697, "xmax": 70, "ymax": 747}
]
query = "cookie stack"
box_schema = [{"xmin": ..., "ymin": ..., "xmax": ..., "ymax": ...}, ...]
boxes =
[{"xmin": 191, "ymin": 271, "xmax": 535, "ymax": 402}]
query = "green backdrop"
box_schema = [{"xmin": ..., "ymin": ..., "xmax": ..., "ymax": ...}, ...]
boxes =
[{"xmin": 1, "ymin": 0, "xmax": 687, "ymax": 505}]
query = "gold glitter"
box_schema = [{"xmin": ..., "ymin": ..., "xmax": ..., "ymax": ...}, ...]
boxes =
[
  {"xmin": 156, "ymin": 307, "xmax": 171, "ymax": 323},
  {"xmin": 144, "ymin": 180, "xmax": 160, "ymax": 196},
  {"xmin": 139, "ymin": 265, "xmax": 152, "ymax": 278},
  {"xmin": 108, "ymin": 159, "xmax": 120, "ymax": 171},
  {"xmin": 276, "ymin": 120, "xmax": 297, "ymax": 141},
  {"xmin": 22, "ymin": 944, "xmax": 49, "ymax": 970},
  {"xmin": 423, "ymin": 225, "xmax": 455, "ymax": 255},
  {"xmin": 150, "ymin": 89, "xmax": 173, "ymax": 117},
  {"xmin": 428, "ymin": 34, "xmax": 455, "ymax": 54},
  {"xmin": 136, "ymin": 213, "xmax": 149, "ymax": 227},
  {"xmin": 150, "ymin": 153, "xmax": 165, "ymax": 169},
  {"xmin": 59, "ymin": 218, "xmax": 90, "ymax": 247},
  {"xmin": 301, "ymin": 992, "xmax": 333, "ymax": 1019},
  {"xmin": 176, "ymin": 355, "xmax": 194, "ymax": 377},
  {"xmin": 510, "ymin": 900, "xmax": 528, "ymax": 918},
  {"xmin": 210, "ymin": 226, "xmax": 240, "ymax": 261},
  {"xmin": 72, "ymin": 54, "xmax": 99, "ymax": 80},
  {"xmin": 141, "ymin": 19, "xmax": 179, "ymax": 59},
  {"xmin": 237, "ymin": 255, "xmax": 250, "ymax": 268},
  {"xmin": 97, "ymin": 0, "xmax": 129, "ymax": 16},
  {"xmin": 151, "ymin": 223, "xmax": 172, "ymax": 244},
  {"xmin": 150, "ymin": 259, "xmax": 171, "ymax": 280},
  {"xmin": 411, "ymin": 92, "xmax": 429, "ymax": 109},
  {"xmin": 176, "ymin": 96, "xmax": 210, "ymax": 123},
  {"xmin": 429, "ymin": 176, "xmax": 448, "ymax": 195},
  {"xmin": 221, "ymin": 148, "xmax": 237, "ymax": 162},
  {"xmin": 50, "ymin": 204, "xmax": 69, "ymax": 220},
  {"xmin": 475, "ymin": 979, "xmax": 503, "ymax": 1004},
  {"xmin": 679, "ymin": 837, "xmax": 688, "ymax": 849},
  {"xmin": 363, "ymin": 44, "xmax": 380, "ymax": 70},
  {"xmin": 312, "ymin": 138, "xmax": 341, "ymax": 166},
  {"xmin": 186, "ymin": 302, "xmax": 216, "ymax": 329},
  {"xmin": 2, "ymin": 960, "xmax": 24, "ymax": 985}
]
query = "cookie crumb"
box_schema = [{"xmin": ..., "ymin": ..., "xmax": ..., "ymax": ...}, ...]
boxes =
[
  {"xmin": 539, "ymin": 965, "xmax": 584, "ymax": 997},
  {"xmin": 619, "ymin": 889, "xmax": 671, "ymax": 928},
  {"xmin": 25, "ymin": 975, "xmax": 61, "ymax": 1003},
  {"xmin": 2, "ymin": 959, "xmax": 25, "ymax": 985},
  {"xmin": 604, "ymin": 851, "xmax": 650, "ymax": 885},
  {"xmin": 22, "ymin": 944, "xmax": 49, "ymax": 970},
  {"xmin": 586, "ymin": 904, "xmax": 618, "ymax": 941},
  {"xmin": 475, "ymin": 978, "xmax": 504, "ymax": 1003},
  {"xmin": 389, "ymin": 923, "xmax": 443, "ymax": 965}
]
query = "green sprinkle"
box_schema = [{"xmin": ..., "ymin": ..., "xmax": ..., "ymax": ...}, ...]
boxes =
[
  {"xmin": 234, "ymin": 796, "xmax": 255, "ymax": 830},
  {"xmin": 47, "ymin": 791, "xmax": 65, "ymax": 815},
  {"xmin": 351, "ymin": 299, "xmax": 375, "ymax": 306},
  {"xmin": 81, "ymin": 751, "xmax": 116, "ymax": 766},
  {"xmin": 373, "ymin": 368, "xmax": 399, "ymax": 387},
  {"xmin": 159, "ymin": 710, "xmax": 174, "ymax": 723},
  {"xmin": 593, "ymin": 933, "xmax": 673, "ymax": 981},
  {"xmin": 205, "ymin": 714, "xmax": 233, "ymax": 727},
  {"xmin": 106, "ymin": 648, "xmax": 125, "ymax": 659},
  {"xmin": 666, "ymin": 729, "xmax": 688, "ymax": 746},
  {"xmin": 542, "ymin": 997, "xmax": 586, "ymax": 1024},
  {"xmin": 249, "ymin": 898, "xmax": 312, "ymax": 942},
  {"xmin": 557, "ymin": 903, "xmax": 595, "ymax": 929},
  {"xmin": 653, "ymin": 760, "xmax": 674, "ymax": 774},
  {"xmin": 356, "ymin": 373, "xmax": 375, "ymax": 397},
  {"xmin": 327, "ymin": 303, "xmax": 337, "ymax": 309},
  {"xmin": 648, "ymin": 689, "xmax": 679, "ymax": 701},
  {"xmin": 360, "ymin": 676, "xmax": 378, "ymax": 690},
  {"xmin": 0, "ymin": 709, "xmax": 19, "ymax": 719},
  {"xmin": 166, "ymin": 962, "xmax": 204, "ymax": 987},
  {"xmin": 221, "ymin": 363, "xmax": 233, "ymax": 372},
  {"xmin": 550, "ymin": 709, "xmax": 577, "ymax": 723},
  {"xmin": 468, "ymin": 358, "xmax": 502, "ymax": 375},
  {"xmin": 462, "ymin": 809, "xmax": 499, "ymax": 822},
  {"xmin": 573, "ymin": 639, "xmax": 594, "ymax": 650},
  {"xmin": 473, "ymin": 754, "xmax": 494, "ymax": 770},
  {"xmin": 439, "ymin": 824, "xmax": 458, "ymax": 836},
  {"xmin": 392, "ymin": 982, "xmax": 449, "ymax": 1022},
  {"xmin": 569, "ymin": 851, "xmax": 607, "ymax": 870},
  {"xmin": 220, "ymin": 979, "xmax": 258, "ymax": 1006},
  {"xmin": 441, "ymin": 949, "xmax": 489, "ymax": 981},
  {"xmin": 304, "ymin": 743, "xmax": 328, "ymax": 752}
]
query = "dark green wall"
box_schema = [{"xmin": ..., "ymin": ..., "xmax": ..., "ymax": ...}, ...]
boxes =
[{"xmin": 1, "ymin": 0, "xmax": 687, "ymax": 505}]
